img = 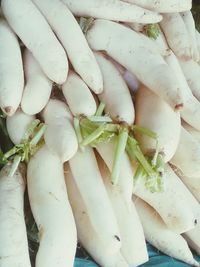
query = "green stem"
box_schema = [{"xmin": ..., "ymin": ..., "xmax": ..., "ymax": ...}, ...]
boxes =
[
  {"xmin": 95, "ymin": 102, "xmax": 106, "ymax": 116},
  {"xmin": 30, "ymin": 124, "xmax": 47, "ymax": 146},
  {"xmin": 151, "ymin": 140, "xmax": 159, "ymax": 167},
  {"xmin": 73, "ymin": 117, "xmax": 83, "ymax": 144},
  {"xmin": 88, "ymin": 115, "xmax": 112, "ymax": 123},
  {"xmin": 4, "ymin": 146, "xmax": 19, "ymax": 159},
  {"xmin": 22, "ymin": 119, "xmax": 40, "ymax": 142},
  {"xmin": 111, "ymin": 128, "xmax": 128, "ymax": 185},
  {"xmin": 9, "ymin": 155, "xmax": 21, "ymax": 177},
  {"xmin": 81, "ymin": 123, "xmax": 106, "ymax": 146},
  {"xmin": 131, "ymin": 125, "xmax": 157, "ymax": 139}
]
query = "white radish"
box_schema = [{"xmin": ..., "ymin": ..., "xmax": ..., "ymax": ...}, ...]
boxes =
[
  {"xmin": 65, "ymin": 164, "xmax": 129, "ymax": 267},
  {"xmin": 0, "ymin": 19, "xmax": 24, "ymax": 116},
  {"xmin": 133, "ymin": 197, "xmax": 200, "ymax": 267},
  {"xmin": 196, "ymin": 30, "xmax": 200, "ymax": 56},
  {"xmin": 95, "ymin": 52, "xmax": 135, "ymax": 125},
  {"xmin": 86, "ymin": 19, "xmax": 184, "ymax": 111},
  {"xmin": 6, "ymin": 109, "xmax": 35, "ymax": 145},
  {"xmin": 69, "ymin": 147, "xmax": 121, "ymax": 251},
  {"xmin": 123, "ymin": 0, "xmax": 192, "ymax": 13},
  {"xmin": 135, "ymin": 85, "xmax": 181, "ymax": 162},
  {"xmin": 98, "ymin": 157, "xmax": 148, "ymax": 266},
  {"xmin": 32, "ymin": 0, "xmax": 103, "ymax": 94},
  {"xmin": 1, "ymin": 0, "xmax": 68, "ymax": 84},
  {"xmin": 182, "ymin": 121, "xmax": 200, "ymax": 143},
  {"xmin": 160, "ymin": 13, "xmax": 192, "ymax": 60},
  {"xmin": 21, "ymin": 49, "xmax": 52, "ymax": 115},
  {"xmin": 42, "ymin": 99, "xmax": 78, "ymax": 162},
  {"xmin": 62, "ymin": 71, "xmax": 97, "ymax": 117},
  {"xmin": 27, "ymin": 145, "xmax": 77, "ymax": 267},
  {"xmin": 62, "ymin": 0, "xmax": 162, "ymax": 23},
  {"xmin": 0, "ymin": 164, "xmax": 31, "ymax": 267}
]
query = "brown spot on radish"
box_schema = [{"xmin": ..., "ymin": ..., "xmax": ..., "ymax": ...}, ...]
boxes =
[
  {"xmin": 114, "ymin": 235, "xmax": 121, "ymax": 242},
  {"xmin": 3, "ymin": 106, "xmax": 14, "ymax": 116},
  {"xmin": 174, "ymin": 103, "xmax": 184, "ymax": 111},
  {"xmin": 194, "ymin": 219, "xmax": 198, "ymax": 225}
]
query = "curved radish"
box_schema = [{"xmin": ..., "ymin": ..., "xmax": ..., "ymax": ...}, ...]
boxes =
[
  {"xmin": 27, "ymin": 145, "xmax": 77, "ymax": 267},
  {"xmin": 0, "ymin": 19, "xmax": 24, "ymax": 116},
  {"xmin": 86, "ymin": 19, "xmax": 184, "ymax": 111},
  {"xmin": 62, "ymin": 0, "xmax": 162, "ymax": 23},
  {"xmin": 6, "ymin": 109, "xmax": 35, "ymax": 145},
  {"xmin": 95, "ymin": 52, "xmax": 135, "ymax": 125},
  {"xmin": 65, "ymin": 164, "xmax": 128, "ymax": 267},
  {"xmin": 21, "ymin": 49, "xmax": 52, "ymax": 115},
  {"xmin": 0, "ymin": 164, "xmax": 31, "ymax": 267},
  {"xmin": 1, "ymin": 0, "xmax": 68, "ymax": 84},
  {"xmin": 62, "ymin": 71, "xmax": 97, "ymax": 117},
  {"xmin": 32, "ymin": 0, "xmax": 103, "ymax": 94}
]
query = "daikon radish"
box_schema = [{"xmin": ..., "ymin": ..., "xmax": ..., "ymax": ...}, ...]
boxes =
[
  {"xmin": 32, "ymin": 0, "xmax": 103, "ymax": 94},
  {"xmin": 42, "ymin": 99, "xmax": 78, "ymax": 162},
  {"xmin": 0, "ymin": 164, "xmax": 31, "ymax": 267},
  {"xmin": 160, "ymin": 13, "xmax": 192, "ymax": 60},
  {"xmin": 62, "ymin": 0, "xmax": 162, "ymax": 23},
  {"xmin": 86, "ymin": 19, "xmax": 184, "ymax": 110},
  {"xmin": 65, "ymin": 164, "xmax": 128, "ymax": 267},
  {"xmin": 1, "ymin": 0, "xmax": 68, "ymax": 84},
  {"xmin": 69, "ymin": 147, "xmax": 121, "ymax": 250},
  {"xmin": 123, "ymin": 0, "xmax": 192, "ymax": 13},
  {"xmin": 182, "ymin": 121, "xmax": 200, "ymax": 143},
  {"xmin": 62, "ymin": 71, "xmax": 97, "ymax": 117},
  {"xmin": 95, "ymin": 52, "xmax": 135, "ymax": 125},
  {"xmin": 6, "ymin": 109, "xmax": 35, "ymax": 145},
  {"xmin": 21, "ymin": 49, "xmax": 52, "ymax": 115},
  {"xmin": 0, "ymin": 19, "xmax": 24, "ymax": 116},
  {"xmin": 123, "ymin": 70, "xmax": 139, "ymax": 93},
  {"xmin": 133, "ymin": 197, "xmax": 199, "ymax": 267},
  {"xmin": 135, "ymin": 85, "xmax": 181, "ymax": 162},
  {"xmin": 27, "ymin": 145, "xmax": 77, "ymax": 267},
  {"xmin": 98, "ymin": 157, "xmax": 148, "ymax": 266}
]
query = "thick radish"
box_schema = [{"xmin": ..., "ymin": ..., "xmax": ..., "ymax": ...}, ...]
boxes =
[
  {"xmin": 135, "ymin": 85, "xmax": 181, "ymax": 162},
  {"xmin": 0, "ymin": 19, "xmax": 24, "ymax": 116},
  {"xmin": 1, "ymin": 0, "xmax": 68, "ymax": 84},
  {"xmin": 42, "ymin": 99, "xmax": 78, "ymax": 162},
  {"xmin": 62, "ymin": 71, "xmax": 97, "ymax": 117},
  {"xmin": 6, "ymin": 109, "xmax": 35, "ymax": 145},
  {"xmin": 160, "ymin": 13, "xmax": 192, "ymax": 60},
  {"xmin": 133, "ymin": 197, "xmax": 199, "ymax": 267},
  {"xmin": 86, "ymin": 19, "xmax": 184, "ymax": 111},
  {"xmin": 95, "ymin": 52, "xmax": 135, "ymax": 125},
  {"xmin": 32, "ymin": 0, "xmax": 103, "ymax": 94},
  {"xmin": 69, "ymin": 147, "xmax": 121, "ymax": 250},
  {"xmin": 0, "ymin": 164, "xmax": 31, "ymax": 267},
  {"xmin": 65, "ymin": 164, "xmax": 129, "ymax": 267},
  {"xmin": 62, "ymin": 0, "xmax": 162, "ymax": 23},
  {"xmin": 98, "ymin": 157, "xmax": 148, "ymax": 266},
  {"xmin": 21, "ymin": 49, "xmax": 52, "ymax": 115},
  {"xmin": 27, "ymin": 145, "xmax": 77, "ymax": 267}
]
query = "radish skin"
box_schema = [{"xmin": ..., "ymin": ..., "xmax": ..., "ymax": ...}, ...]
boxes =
[
  {"xmin": 62, "ymin": 0, "xmax": 162, "ymax": 23},
  {"xmin": 32, "ymin": 0, "xmax": 103, "ymax": 94},
  {"xmin": 27, "ymin": 145, "xmax": 77, "ymax": 267},
  {"xmin": 21, "ymin": 49, "xmax": 52, "ymax": 115},
  {"xmin": 0, "ymin": 19, "xmax": 24, "ymax": 116},
  {"xmin": 0, "ymin": 164, "xmax": 31, "ymax": 267},
  {"xmin": 182, "ymin": 121, "xmax": 200, "ymax": 143},
  {"xmin": 6, "ymin": 110, "xmax": 35, "ymax": 145},
  {"xmin": 86, "ymin": 19, "xmax": 184, "ymax": 111},
  {"xmin": 62, "ymin": 71, "xmax": 97, "ymax": 117},
  {"xmin": 1, "ymin": 0, "xmax": 68, "ymax": 84}
]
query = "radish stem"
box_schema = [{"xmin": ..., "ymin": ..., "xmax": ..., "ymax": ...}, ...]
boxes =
[
  {"xmin": 88, "ymin": 115, "xmax": 112, "ymax": 122},
  {"xmin": 74, "ymin": 117, "xmax": 83, "ymax": 144},
  {"xmin": 81, "ymin": 123, "xmax": 106, "ymax": 146},
  {"xmin": 9, "ymin": 155, "xmax": 21, "ymax": 176},
  {"xmin": 95, "ymin": 102, "xmax": 105, "ymax": 116}
]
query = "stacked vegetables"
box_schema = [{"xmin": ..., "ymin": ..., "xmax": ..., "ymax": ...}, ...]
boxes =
[{"xmin": 1, "ymin": 0, "xmax": 200, "ymax": 267}]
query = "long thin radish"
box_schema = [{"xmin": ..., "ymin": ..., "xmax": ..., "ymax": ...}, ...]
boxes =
[
  {"xmin": 135, "ymin": 85, "xmax": 181, "ymax": 162},
  {"xmin": 62, "ymin": 0, "xmax": 162, "ymax": 23},
  {"xmin": 95, "ymin": 52, "xmax": 135, "ymax": 125},
  {"xmin": 62, "ymin": 70, "xmax": 97, "ymax": 117},
  {"xmin": 123, "ymin": 0, "xmax": 192, "ymax": 13},
  {"xmin": 65, "ymin": 164, "xmax": 129, "ymax": 267},
  {"xmin": 1, "ymin": 0, "xmax": 68, "ymax": 84},
  {"xmin": 69, "ymin": 146, "xmax": 121, "ymax": 251},
  {"xmin": 21, "ymin": 49, "xmax": 52, "ymax": 115},
  {"xmin": 160, "ymin": 13, "xmax": 192, "ymax": 60},
  {"xmin": 133, "ymin": 197, "xmax": 200, "ymax": 267},
  {"xmin": 32, "ymin": 0, "xmax": 103, "ymax": 94},
  {"xmin": 27, "ymin": 145, "xmax": 77, "ymax": 267},
  {"xmin": 42, "ymin": 99, "xmax": 78, "ymax": 162},
  {"xmin": 0, "ymin": 19, "xmax": 24, "ymax": 116},
  {"xmin": 86, "ymin": 19, "xmax": 184, "ymax": 111},
  {"xmin": 6, "ymin": 110, "xmax": 35, "ymax": 145},
  {"xmin": 98, "ymin": 157, "xmax": 148, "ymax": 266},
  {"xmin": 0, "ymin": 164, "xmax": 31, "ymax": 267}
]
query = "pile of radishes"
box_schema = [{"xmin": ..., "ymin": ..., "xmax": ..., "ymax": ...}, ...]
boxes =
[{"xmin": 1, "ymin": 0, "xmax": 200, "ymax": 266}]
